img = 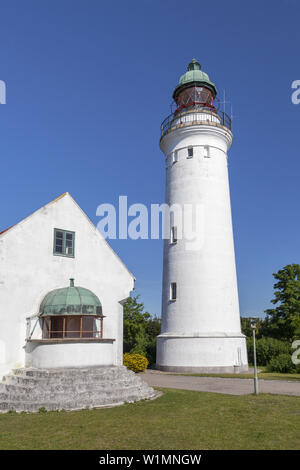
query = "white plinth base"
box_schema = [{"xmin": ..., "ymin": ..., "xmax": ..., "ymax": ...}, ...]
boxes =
[
  {"xmin": 156, "ymin": 334, "xmax": 248, "ymax": 373},
  {"xmin": 25, "ymin": 339, "xmax": 115, "ymax": 369}
]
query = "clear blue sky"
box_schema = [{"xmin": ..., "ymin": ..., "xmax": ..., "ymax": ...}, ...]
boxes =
[{"xmin": 0, "ymin": 0, "xmax": 299, "ymax": 318}]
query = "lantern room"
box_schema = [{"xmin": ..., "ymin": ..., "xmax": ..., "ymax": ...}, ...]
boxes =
[{"xmin": 172, "ymin": 59, "xmax": 217, "ymax": 114}]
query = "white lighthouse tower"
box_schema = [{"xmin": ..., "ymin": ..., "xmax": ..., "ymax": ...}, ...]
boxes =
[{"xmin": 156, "ymin": 59, "xmax": 248, "ymax": 373}]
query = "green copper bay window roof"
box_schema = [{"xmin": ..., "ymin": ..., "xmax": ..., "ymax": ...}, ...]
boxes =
[{"xmin": 39, "ymin": 279, "xmax": 102, "ymax": 316}]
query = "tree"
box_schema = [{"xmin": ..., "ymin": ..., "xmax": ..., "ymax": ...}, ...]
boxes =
[
  {"xmin": 123, "ymin": 295, "xmax": 161, "ymax": 364},
  {"xmin": 264, "ymin": 264, "xmax": 300, "ymax": 341}
]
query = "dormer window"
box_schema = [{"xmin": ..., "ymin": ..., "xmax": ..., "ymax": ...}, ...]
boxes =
[{"xmin": 54, "ymin": 229, "xmax": 75, "ymax": 257}]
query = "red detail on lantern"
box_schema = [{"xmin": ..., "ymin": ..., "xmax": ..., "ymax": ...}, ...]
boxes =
[{"xmin": 175, "ymin": 85, "xmax": 215, "ymax": 114}]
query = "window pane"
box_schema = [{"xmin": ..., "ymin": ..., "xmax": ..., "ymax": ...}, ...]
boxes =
[
  {"xmin": 65, "ymin": 317, "xmax": 80, "ymax": 338},
  {"xmin": 82, "ymin": 317, "xmax": 94, "ymax": 338},
  {"xmin": 54, "ymin": 229, "xmax": 75, "ymax": 257},
  {"xmin": 42, "ymin": 318, "xmax": 50, "ymax": 339},
  {"xmin": 65, "ymin": 233, "xmax": 74, "ymax": 256},
  {"xmin": 55, "ymin": 230, "xmax": 63, "ymax": 254},
  {"xmin": 170, "ymin": 282, "xmax": 177, "ymax": 300},
  {"xmin": 66, "ymin": 245, "xmax": 73, "ymax": 255},
  {"xmin": 50, "ymin": 317, "xmax": 64, "ymax": 338},
  {"xmin": 171, "ymin": 226, "xmax": 177, "ymax": 243}
]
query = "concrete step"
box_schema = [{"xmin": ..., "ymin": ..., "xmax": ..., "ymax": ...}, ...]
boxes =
[
  {"xmin": 2, "ymin": 374, "xmax": 140, "ymax": 389},
  {"xmin": 0, "ymin": 384, "xmax": 152, "ymax": 403},
  {"xmin": 12, "ymin": 366, "xmax": 134, "ymax": 379},
  {"xmin": 0, "ymin": 389, "xmax": 156, "ymax": 413},
  {"xmin": 0, "ymin": 366, "xmax": 156, "ymax": 413},
  {"xmin": 0, "ymin": 379, "xmax": 146, "ymax": 395},
  {"xmin": 0, "ymin": 392, "xmax": 152, "ymax": 413}
]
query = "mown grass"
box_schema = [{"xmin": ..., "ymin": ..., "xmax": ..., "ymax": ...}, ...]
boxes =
[
  {"xmin": 168, "ymin": 371, "xmax": 300, "ymax": 381},
  {"xmin": 0, "ymin": 389, "xmax": 299, "ymax": 450}
]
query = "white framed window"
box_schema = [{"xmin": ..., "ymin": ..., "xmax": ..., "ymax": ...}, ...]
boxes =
[
  {"xmin": 172, "ymin": 150, "xmax": 178, "ymax": 164},
  {"xmin": 170, "ymin": 226, "xmax": 177, "ymax": 244},
  {"xmin": 187, "ymin": 147, "xmax": 193, "ymax": 158},
  {"xmin": 170, "ymin": 282, "xmax": 177, "ymax": 301},
  {"xmin": 203, "ymin": 146, "xmax": 210, "ymax": 158},
  {"xmin": 53, "ymin": 229, "xmax": 75, "ymax": 257}
]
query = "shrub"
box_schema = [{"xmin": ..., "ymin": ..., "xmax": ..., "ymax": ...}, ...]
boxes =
[
  {"xmin": 38, "ymin": 407, "xmax": 47, "ymax": 413},
  {"xmin": 123, "ymin": 353, "xmax": 149, "ymax": 373},
  {"xmin": 247, "ymin": 337, "xmax": 291, "ymax": 366},
  {"xmin": 266, "ymin": 353, "xmax": 296, "ymax": 373},
  {"xmin": 145, "ymin": 338, "xmax": 157, "ymax": 366}
]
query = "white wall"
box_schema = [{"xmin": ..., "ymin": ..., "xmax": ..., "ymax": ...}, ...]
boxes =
[
  {"xmin": 25, "ymin": 339, "xmax": 115, "ymax": 369},
  {"xmin": 0, "ymin": 194, "xmax": 134, "ymax": 379},
  {"xmin": 157, "ymin": 117, "xmax": 248, "ymax": 371}
]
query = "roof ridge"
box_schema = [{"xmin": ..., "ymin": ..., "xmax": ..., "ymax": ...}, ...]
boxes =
[
  {"xmin": 0, "ymin": 192, "xmax": 135, "ymax": 280},
  {"xmin": 0, "ymin": 193, "xmax": 69, "ymax": 236}
]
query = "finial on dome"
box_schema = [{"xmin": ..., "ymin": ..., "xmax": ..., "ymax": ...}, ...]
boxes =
[
  {"xmin": 187, "ymin": 59, "xmax": 201, "ymax": 71},
  {"xmin": 70, "ymin": 278, "xmax": 75, "ymax": 287}
]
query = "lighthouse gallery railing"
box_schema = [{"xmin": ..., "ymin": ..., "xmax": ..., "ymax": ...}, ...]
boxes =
[{"xmin": 160, "ymin": 107, "xmax": 232, "ymax": 137}]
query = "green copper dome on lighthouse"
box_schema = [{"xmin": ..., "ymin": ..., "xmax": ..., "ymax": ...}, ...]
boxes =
[
  {"xmin": 39, "ymin": 279, "xmax": 102, "ymax": 316},
  {"xmin": 173, "ymin": 59, "xmax": 217, "ymax": 99}
]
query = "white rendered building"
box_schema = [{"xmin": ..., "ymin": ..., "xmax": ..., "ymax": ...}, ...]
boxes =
[
  {"xmin": 0, "ymin": 192, "xmax": 135, "ymax": 380},
  {"xmin": 156, "ymin": 60, "xmax": 248, "ymax": 373}
]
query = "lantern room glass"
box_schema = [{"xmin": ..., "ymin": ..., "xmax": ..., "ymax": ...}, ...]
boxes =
[{"xmin": 175, "ymin": 85, "xmax": 215, "ymax": 113}]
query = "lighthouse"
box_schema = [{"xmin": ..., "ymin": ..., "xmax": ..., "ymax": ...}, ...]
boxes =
[{"xmin": 156, "ymin": 59, "xmax": 248, "ymax": 373}]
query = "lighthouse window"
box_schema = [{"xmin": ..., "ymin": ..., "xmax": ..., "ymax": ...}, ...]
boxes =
[
  {"xmin": 53, "ymin": 229, "xmax": 75, "ymax": 257},
  {"xmin": 187, "ymin": 147, "xmax": 193, "ymax": 158},
  {"xmin": 172, "ymin": 151, "xmax": 178, "ymax": 164},
  {"xmin": 170, "ymin": 226, "xmax": 177, "ymax": 244},
  {"xmin": 203, "ymin": 146, "xmax": 210, "ymax": 158},
  {"xmin": 170, "ymin": 282, "xmax": 177, "ymax": 301}
]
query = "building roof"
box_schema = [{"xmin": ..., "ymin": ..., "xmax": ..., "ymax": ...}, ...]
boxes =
[
  {"xmin": 0, "ymin": 226, "xmax": 14, "ymax": 235},
  {"xmin": 39, "ymin": 279, "xmax": 102, "ymax": 316},
  {"xmin": 0, "ymin": 192, "xmax": 135, "ymax": 280},
  {"xmin": 0, "ymin": 193, "xmax": 68, "ymax": 238}
]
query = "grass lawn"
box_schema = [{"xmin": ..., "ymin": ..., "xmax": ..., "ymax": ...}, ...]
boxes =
[
  {"xmin": 168, "ymin": 368, "xmax": 300, "ymax": 382},
  {"xmin": 0, "ymin": 388, "xmax": 299, "ymax": 450}
]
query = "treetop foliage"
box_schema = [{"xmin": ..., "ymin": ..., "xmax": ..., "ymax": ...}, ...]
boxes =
[
  {"xmin": 264, "ymin": 264, "xmax": 300, "ymax": 341},
  {"xmin": 123, "ymin": 294, "xmax": 161, "ymax": 365}
]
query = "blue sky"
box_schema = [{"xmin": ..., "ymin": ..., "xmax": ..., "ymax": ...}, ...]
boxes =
[{"xmin": 0, "ymin": 0, "xmax": 299, "ymax": 318}]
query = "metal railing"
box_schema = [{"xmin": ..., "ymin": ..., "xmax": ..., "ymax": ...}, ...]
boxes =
[{"xmin": 160, "ymin": 106, "xmax": 232, "ymax": 137}]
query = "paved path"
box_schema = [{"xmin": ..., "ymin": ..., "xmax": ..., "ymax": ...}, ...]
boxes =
[{"xmin": 141, "ymin": 370, "xmax": 300, "ymax": 397}]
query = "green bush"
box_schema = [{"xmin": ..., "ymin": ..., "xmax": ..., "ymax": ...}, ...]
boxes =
[
  {"xmin": 38, "ymin": 407, "xmax": 47, "ymax": 413},
  {"xmin": 247, "ymin": 337, "xmax": 291, "ymax": 366},
  {"xmin": 266, "ymin": 353, "xmax": 296, "ymax": 373},
  {"xmin": 123, "ymin": 353, "xmax": 149, "ymax": 373}
]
